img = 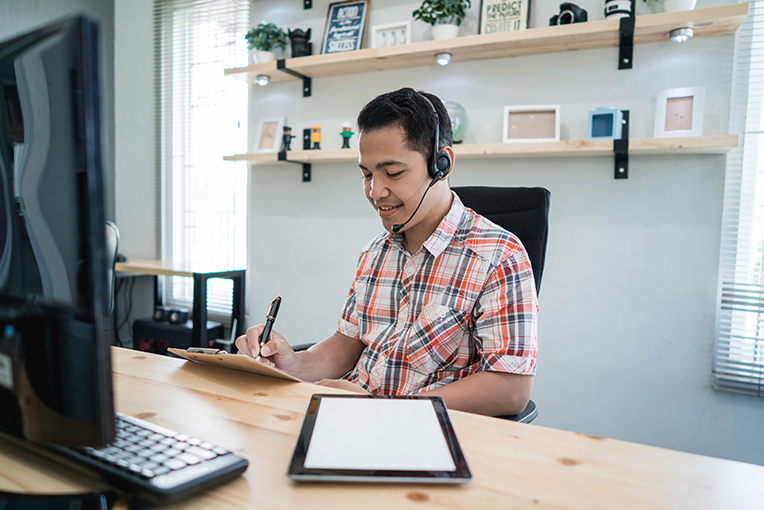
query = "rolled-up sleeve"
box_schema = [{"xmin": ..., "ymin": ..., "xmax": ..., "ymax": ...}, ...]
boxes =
[{"xmin": 473, "ymin": 248, "xmax": 538, "ymax": 375}]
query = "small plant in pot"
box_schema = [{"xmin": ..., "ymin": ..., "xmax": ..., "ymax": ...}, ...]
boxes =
[
  {"xmin": 412, "ymin": 0, "xmax": 472, "ymax": 40},
  {"xmin": 245, "ymin": 21, "xmax": 288, "ymax": 64}
]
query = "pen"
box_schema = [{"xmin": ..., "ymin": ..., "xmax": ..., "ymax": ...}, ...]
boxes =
[{"xmin": 256, "ymin": 296, "xmax": 281, "ymax": 360}]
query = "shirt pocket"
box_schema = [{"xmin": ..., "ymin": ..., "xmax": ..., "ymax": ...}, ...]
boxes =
[{"xmin": 405, "ymin": 304, "xmax": 467, "ymax": 375}]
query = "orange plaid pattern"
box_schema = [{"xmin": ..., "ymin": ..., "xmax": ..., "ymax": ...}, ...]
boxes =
[{"xmin": 338, "ymin": 193, "xmax": 538, "ymax": 395}]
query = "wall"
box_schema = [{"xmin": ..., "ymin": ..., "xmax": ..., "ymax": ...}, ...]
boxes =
[
  {"xmin": 0, "ymin": 0, "xmax": 115, "ymax": 219},
  {"xmin": 244, "ymin": 0, "xmax": 764, "ymax": 466}
]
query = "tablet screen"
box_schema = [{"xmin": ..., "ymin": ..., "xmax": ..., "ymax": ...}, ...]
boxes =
[{"xmin": 288, "ymin": 395, "xmax": 471, "ymax": 483}]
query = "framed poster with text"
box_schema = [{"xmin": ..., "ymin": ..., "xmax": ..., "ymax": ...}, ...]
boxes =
[
  {"xmin": 321, "ymin": 1, "xmax": 369, "ymax": 54},
  {"xmin": 479, "ymin": 0, "xmax": 530, "ymax": 34}
]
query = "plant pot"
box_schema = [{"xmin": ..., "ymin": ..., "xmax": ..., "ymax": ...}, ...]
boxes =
[
  {"xmin": 662, "ymin": 0, "xmax": 697, "ymax": 13},
  {"xmin": 253, "ymin": 50, "xmax": 276, "ymax": 64},
  {"xmin": 432, "ymin": 24, "xmax": 459, "ymax": 40}
]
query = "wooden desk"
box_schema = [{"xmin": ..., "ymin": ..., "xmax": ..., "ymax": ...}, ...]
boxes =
[
  {"xmin": 115, "ymin": 259, "xmax": 246, "ymax": 348},
  {"xmin": 2, "ymin": 347, "xmax": 763, "ymax": 509}
]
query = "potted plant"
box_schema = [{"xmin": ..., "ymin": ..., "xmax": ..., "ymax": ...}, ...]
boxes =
[
  {"xmin": 412, "ymin": 0, "xmax": 471, "ymax": 40},
  {"xmin": 245, "ymin": 21, "xmax": 288, "ymax": 64}
]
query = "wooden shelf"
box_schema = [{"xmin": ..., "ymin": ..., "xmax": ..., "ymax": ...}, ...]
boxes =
[
  {"xmin": 225, "ymin": 4, "xmax": 749, "ymax": 85},
  {"xmin": 223, "ymin": 135, "xmax": 740, "ymax": 165}
]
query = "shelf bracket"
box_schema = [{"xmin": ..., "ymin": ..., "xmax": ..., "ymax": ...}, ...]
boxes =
[
  {"xmin": 304, "ymin": 0, "xmax": 312, "ymax": 8},
  {"xmin": 278, "ymin": 151, "xmax": 312, "ymax": 182},
  {"xmin": 618, "ymin": 8, "xmax": 635, "ymax": 70},
  {"xmin": 614, "ymin": 110, "xmax": 629, "ymax": 179},
  {"xmin": 276, "ymin": 59, "xmax": 312, "ymax": 97}
]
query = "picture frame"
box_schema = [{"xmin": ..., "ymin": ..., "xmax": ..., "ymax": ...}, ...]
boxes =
[
  {"xmin": 479, "ymin": 0, "xmax": 531, "ymax": 35},
  {"xmin": 321, "ymin": 1, "xmax": 369, "ymax": 55},
  {"xmin": 503, "ymin": 105, "xmax": 560, "ymax": 143},
  {"xmin": 370, "ymin": 21, "xmax": 411, "ymax": 49},
  {"xmin": 654, "ymin": 87, "xmax": 705, "ymax": 138},
  {"xmin": 254, "ymin": 117, "xmax": 285, "ymax": 153}
]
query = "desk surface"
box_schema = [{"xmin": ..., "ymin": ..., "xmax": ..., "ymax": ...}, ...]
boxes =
[
  {"xmin": 115, "ymin": 258, "xmax": 245, "ymax": 278},
  {"xmin": 1, "ymin": 347, "xmax": 763, "ymax": 509}
]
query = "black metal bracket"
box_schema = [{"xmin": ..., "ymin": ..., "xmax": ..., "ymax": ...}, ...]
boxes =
[
  {"xmin": 276, "ymin": 59, "xmax": 312, "ymax": 97},
  {"xmin": 304, "ymin": 0, "xmax": 312, "ymax": 8},
  {"xmin": 279, "ymin": 150, "xmax": 312, "ymax": 182},
  {"xmin": 614, "ymin": 110, "xmax": 629, "ymax": 179},
  {"xmin": 618, "ymin": 6, "xmax": 636, "ymax": 70}
]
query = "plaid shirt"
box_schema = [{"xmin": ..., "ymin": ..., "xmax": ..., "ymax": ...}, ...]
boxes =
[{"xmin": 338, "ymin": 193, "xmax": 538, "ymax": 395}]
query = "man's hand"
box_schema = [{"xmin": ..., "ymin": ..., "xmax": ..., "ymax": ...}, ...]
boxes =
[
  {"xmin": 235, "ymin": 325, "xmax": 302, "ymax": 375},
  {"xmin": 314, "ymin": 379, "xmax": 370, "ymax": 394}
]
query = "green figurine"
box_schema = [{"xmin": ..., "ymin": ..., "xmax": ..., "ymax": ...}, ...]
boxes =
[{"xmin": 340, "ymin": 121, "xmax": 354, "ymax": 149}]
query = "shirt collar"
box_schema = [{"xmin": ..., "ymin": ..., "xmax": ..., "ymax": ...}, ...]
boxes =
[{"xmin": 387, "ymin": 192, "xmax": 466, "ymax": 258}]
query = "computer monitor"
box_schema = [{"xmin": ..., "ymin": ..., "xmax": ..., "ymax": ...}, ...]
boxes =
[{"xmin": 0, "ymin": 15, "xmax": 114, "ymax": 447}]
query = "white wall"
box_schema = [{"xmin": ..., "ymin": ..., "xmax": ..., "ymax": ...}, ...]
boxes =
[
  {"xmin": 112, "ymin": 0, "xmax": 764, "ymax": 465},
  {"xmin": 244, "ymin": 0, "xmax": 764, "ymax": 466}
]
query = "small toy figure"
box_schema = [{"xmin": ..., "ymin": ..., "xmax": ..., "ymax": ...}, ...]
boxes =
[
  {"xmin": 310, "ymin": 124, "xmax": 322, "ymax": 150},
  {"xmin": 340, "ymin": 121, "xmax": 354, "ymax": 149},
  {"xmin": 280, "ymin": 126, "xmax": 295, "ymax": 152}
]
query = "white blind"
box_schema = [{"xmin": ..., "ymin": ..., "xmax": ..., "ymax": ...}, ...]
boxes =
[
  {"xmin": 155, "ymin": 0, "xmax": 249, "ymax": 328},
  {"xmin": 714, "ymin": 0, "xmax": 764, "ymax": 396}
]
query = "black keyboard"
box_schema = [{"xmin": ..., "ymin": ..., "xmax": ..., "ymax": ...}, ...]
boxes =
[{"xmin": 54, "ymin": 413, "xmax": 248, "ymax": 505}]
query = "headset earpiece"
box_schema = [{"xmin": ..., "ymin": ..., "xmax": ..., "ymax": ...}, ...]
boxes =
[{"xmin": 423, "ymin": 94, "xmax": 452, "ymax": 180}]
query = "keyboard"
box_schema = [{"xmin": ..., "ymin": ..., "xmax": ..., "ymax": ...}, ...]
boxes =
[{"xmin": 54, "ymin": 413, "xmax": 248, "ymax": 505}]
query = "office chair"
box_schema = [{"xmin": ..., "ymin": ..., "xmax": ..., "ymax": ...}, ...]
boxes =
[
  {"xmin": 104, "ymin": 220, "xmax": 120, "ymax": 316},
  {"xmin": 453, "ymin": 186, "xmax": 550, "ymax": 424}
]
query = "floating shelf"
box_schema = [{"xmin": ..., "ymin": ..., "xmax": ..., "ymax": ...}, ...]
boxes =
[
  {"xmin": 223, "ymin": 135, "xmax": 740, "ymax": 165},
  {"xmin": 225, "ymin": 4, "xmax": 749, "ymax": 85}
]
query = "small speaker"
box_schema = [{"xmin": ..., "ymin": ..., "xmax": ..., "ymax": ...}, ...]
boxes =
[
  {"xmin": 153, "ymin": 306, "xmax": 170, "ymax": 321},
  {"xmin": 168, "ymin": 308, "xmax": 189, "ymax": 324}
]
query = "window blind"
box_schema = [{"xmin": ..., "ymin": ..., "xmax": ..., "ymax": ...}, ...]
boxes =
[
  {"xmin": 714, "ymin": 0, "xmax": 764, "ymax": 396},
  {"xmin": 154, "ymin": 0, "xmax": 249, "ymax": 329}
]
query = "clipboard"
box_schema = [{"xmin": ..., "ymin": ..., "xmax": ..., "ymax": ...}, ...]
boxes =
[{"xmin": 167, "ymin": 348, "xmax": 304, "ymax": 383}]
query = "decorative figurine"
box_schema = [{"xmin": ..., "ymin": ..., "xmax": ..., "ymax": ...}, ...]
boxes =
[
  {"xmin": 288, "ymin": 28, "xmax": 312, "ymax": 57},
  {"xmin": 340, "ymin": 121, "xmax": 354, "ymax": 149},
  {"xmin": 310, "ymin": 124, "xmax": 322, "ymax": 150},
  {"xmin": 280, "ymin": 125, "xmax": 295, "ymax": 152}
]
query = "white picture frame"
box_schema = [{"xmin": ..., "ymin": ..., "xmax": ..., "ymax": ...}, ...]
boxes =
[
  {"xmin": 654, "ymin": 87, "xmax": 705, "ymax": 138},
  {"xmin": 253, "ymin": 117, "xmax": 285, "ymax": 153},
  {"xmin": 502, "ymin": 105, "xmax": 561, "ymax": 143},
  {"xmin": 371, "ymin": 21, "xmax": 411, "ymax": 49}
]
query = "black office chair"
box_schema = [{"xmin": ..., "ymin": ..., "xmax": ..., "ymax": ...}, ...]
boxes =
[{"xmin": 453, "ymin": 186, "xmax": 551, "ymax": 424}]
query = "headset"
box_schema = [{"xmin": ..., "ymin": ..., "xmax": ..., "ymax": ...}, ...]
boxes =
[{"xmin": 392, "ymin": 93, "xmax": 452, "ymax": 233}]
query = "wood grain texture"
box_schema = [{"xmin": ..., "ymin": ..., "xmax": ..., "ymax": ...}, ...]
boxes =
[
  {"xmin": 2, "ymin": 347, "xmax": 763, "ymax": 509},
  {"xmin": 115, "ymin": 258, "xmax": 244, "ymax": 277},
  {"xmin": 224, "ymin": 135, "xmax": 740, "ymax": 164},
  {"xmin": 224, "ymin": 4, "xmax": 749, "ymax": 85}
]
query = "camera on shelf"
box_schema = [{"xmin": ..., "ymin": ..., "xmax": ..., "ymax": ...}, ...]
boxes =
[
  {"xmin": 604, "ymin": 0, "xmax": 633, "ymax": 19},
  {"xmin": 549, "ymin": 2, "xmax": 588, "ymax": 25}
]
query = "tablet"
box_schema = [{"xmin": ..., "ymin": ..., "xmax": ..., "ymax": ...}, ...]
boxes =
[{"xmin": 287, "ymin": 394, "xmax": 472, "ymax": 483}]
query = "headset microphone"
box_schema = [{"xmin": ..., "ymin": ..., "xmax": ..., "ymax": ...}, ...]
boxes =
[{"xmin": 391, "ymin": 94, "xmax": 452, "ymax": 234}]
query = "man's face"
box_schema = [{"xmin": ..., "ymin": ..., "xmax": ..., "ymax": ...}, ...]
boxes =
[{"xmin": 358, "ymin": 125, "xmax": 434, "ymax": 234}]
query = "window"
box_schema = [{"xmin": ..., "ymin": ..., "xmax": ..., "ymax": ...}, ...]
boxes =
[
  {"xmin": 155, "ymin": 0, "xmax": 249, "ymax": 329},
  {"xmin": 714, "ymin": 0, "xmax": 764, "ymax": 396}
]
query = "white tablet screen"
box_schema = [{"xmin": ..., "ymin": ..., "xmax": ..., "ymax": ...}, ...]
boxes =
[{"xmin": 303, "ymin": 398, "xmax": 457, "ymax": 471}]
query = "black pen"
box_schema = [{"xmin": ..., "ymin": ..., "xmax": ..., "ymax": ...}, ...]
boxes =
[{"xmin": 256, "ymin": 296, "xmax": 281, "ymax": 360}]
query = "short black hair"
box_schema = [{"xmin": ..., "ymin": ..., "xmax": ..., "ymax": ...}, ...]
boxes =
[{"xmin": 357, "ymin": 87, "xmax": 452, "ymax": 166}]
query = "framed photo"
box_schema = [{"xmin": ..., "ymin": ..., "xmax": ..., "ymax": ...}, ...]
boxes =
[
  {"xmin": 503, "ymin": 105, "xmax": 560, "ymax": 143},
  {"xmin": 254, "ymin": 117, "xmax": 285, "ymax": 153},
  {"xmin": 371, "ymin": 21, "xmax": 411, "ymax": 49},
  {"xmin": 321, "ymin": 1, "xmax": 369, "ymax": 54},
  {"xmin": 479, "ymin": 0, "xmax": 531, "ymax": 34},
  {"xmin": 654, "ymin": 87, "xmax": 705, "ymax": 138}
]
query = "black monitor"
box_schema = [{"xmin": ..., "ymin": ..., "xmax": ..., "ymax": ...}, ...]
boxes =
[{"xmin": 0, "ymin": 15, "xmax": 114, "ymax": 448}]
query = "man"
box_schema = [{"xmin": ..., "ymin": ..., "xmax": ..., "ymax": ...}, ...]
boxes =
[{"xmin": 236, "ymin": 88, "xmax": 537, "ymax": 416}]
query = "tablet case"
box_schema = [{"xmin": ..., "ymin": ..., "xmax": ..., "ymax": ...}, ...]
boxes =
[{"xmin": 168, "ymin": 348, "xmax": 304, "ymax": 382}]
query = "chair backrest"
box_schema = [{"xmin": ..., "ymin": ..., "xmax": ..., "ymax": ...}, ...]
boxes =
[
  {"xmin": 452, "ymin": 186, "xmax": 550, "ymax": 295},
  {"xmin": 104, "ymin": 220, "xmax": 120, "ymax": 316}
]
